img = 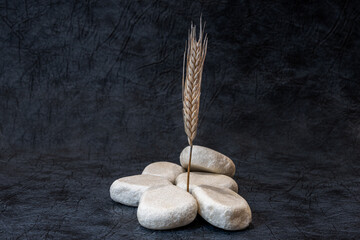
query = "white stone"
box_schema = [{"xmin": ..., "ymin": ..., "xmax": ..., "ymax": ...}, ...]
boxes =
[
  {"xmin": 180, "ymin": 145, "xmax": 236, "ymax": 177},
  {"xmin": 175, "ymin": 172, "xmax": 238, "ymax": 193},
  {"xmin": 137, "ymin": 185, "xmax": 198, "ymax": 230},
  {"xmin": 192, "ymin": 186, "xmax": 252, "ymax": 231},
  {"xmin": 109, "ymin": 175, "xmax": 172, "ymax": 207},
  {"xmin": 142, "ymin": 161, "xmax": 185, "ymax": 183}
]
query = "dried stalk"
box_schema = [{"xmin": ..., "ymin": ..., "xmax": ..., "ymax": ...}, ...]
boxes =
[{"xmin": 182, "ymin": 18, "xmax": 208, "ymax": 192}]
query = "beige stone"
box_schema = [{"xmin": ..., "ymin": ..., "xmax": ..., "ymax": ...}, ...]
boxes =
[
  {"xmin": 109, "ymin": 175, "xmax": 172, "ymax": 207},
  {"xmin": 180, "ymin": 145, "xmax": 236, "ymax": 177},
  {"xmin": 142, "ymin": 161, "xmax": 185, "ymax": 183},
  {"xmin": 192, "ymin": 185, "xmax": 252, "ymax": 230},
  {"xmin": 175, "ymin": 172, "xmax": 238, "ymax": 193},
  {"xmin": 137, "ymin": 185, "xmax": 198, "ymax": 230}
]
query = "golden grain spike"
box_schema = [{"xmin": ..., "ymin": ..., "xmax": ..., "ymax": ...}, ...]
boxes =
[{"xmin": 182, "ymin": 17, "xmax": 208, "ymax": 192}]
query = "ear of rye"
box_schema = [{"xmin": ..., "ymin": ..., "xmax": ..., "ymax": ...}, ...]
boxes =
[{"xmin": 182, "ymin": 19, "xmax": 208, "ymax": 192}]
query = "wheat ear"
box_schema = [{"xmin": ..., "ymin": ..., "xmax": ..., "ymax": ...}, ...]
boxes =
[{"xmin": 182, "ymin": 18, "xmax": 208, "ymax": 192}]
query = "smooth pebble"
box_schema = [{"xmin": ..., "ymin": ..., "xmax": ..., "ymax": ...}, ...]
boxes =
[
  {"xmin": 137, "ymin": 185, "xmax": 198, "ymax": 230},
  {"xmin": 109, "ymin": 175, "xmax": 172, "ymax": 206},
  {"xmin": 142, "ymin": 161, "xmax": 185, "ymax": 183},
  {"xmin": 175, "ymin": 172, "xmax": 238, "ymax": 193},
  {"xmin": 192, "ymin": 185, "xmax": 252, "ymax": 230},
  {"xmin": 180, "ymin": 145, "xmax": 236, "ymax": 177}
]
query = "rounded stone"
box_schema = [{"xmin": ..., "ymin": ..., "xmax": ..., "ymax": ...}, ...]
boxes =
[
  {"xmin": 192, "ymin": 185, "xmax": 252, "ymax": 230},
  {"xmin": 142, "ymin": 161, "xmax": 185, "ymax": 183},
  {"xmin": 175, "ymin": 172, "xmax": 238, "ymax": 193},
  {"xmin": 180, "ymin": 145, "xmax": 236, "ymax": 177},
  {"xmin": 137, "ymin": 185, "xmax": 198, "ymax": 230},
  {"xmin": 109, "ymin": 175, "xmax": 172, "ymax": 207}
]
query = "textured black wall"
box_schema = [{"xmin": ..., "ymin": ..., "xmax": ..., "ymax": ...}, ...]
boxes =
[{"xmin": 1, "ymin": 0, "xmax": 360, "ymax": 239}]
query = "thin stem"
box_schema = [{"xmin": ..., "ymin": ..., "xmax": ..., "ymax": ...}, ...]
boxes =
[{"xmin": 186, "ymin": 144, "xmax": 193, "ymax": 192}]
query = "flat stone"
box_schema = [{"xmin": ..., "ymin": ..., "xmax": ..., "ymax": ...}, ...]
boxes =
[
  {"xmin": 137, "ymin": 185, "xmax": 198, "ymax": 230},
  {"xmin": 109, "ymin": 175, "xmax": 172, "ymax": 207},
  {"xmin": 142, "ymin": 161, "xmax": 185, "ymax": 183},
  {"xmin": 180, "ymin": 145, "xmax": 236, "ymax": 177},
  {"xmin": 192, "ymin": 185, "xmax": 252, "ymax": 230},
  {"xmin": 175, "ymin": 172, "xmax": 238, "ymax": 193}
]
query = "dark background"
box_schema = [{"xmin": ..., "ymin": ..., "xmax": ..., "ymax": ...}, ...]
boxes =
[{"xmin": 1, "ymin": 0, "xmax": 360, "ymax": 239}]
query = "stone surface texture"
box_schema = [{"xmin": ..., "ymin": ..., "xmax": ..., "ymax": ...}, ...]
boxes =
[
  {"xmin": 137, "ymin": 185, "xmax": 198, "ymax": 230},
  {"xmin": 192, "ymin": 186, "xmax": 252, "ymax": 231},
  {"xmin": 180, "ymin": 145, "xmax": 236, "ymax": 177},
  {"xmin": 110, "ymin": 175, "xmax": 172, "ymax": 206},
  {"xmin": 142, "ymin": 161, "xmax": 185, "ymax": 183},
  {"xmin": 175, "ymin": 172, "xmax": 238, "ymax": 193}
]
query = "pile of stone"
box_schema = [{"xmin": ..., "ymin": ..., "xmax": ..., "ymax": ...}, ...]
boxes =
[{"xmin": 110, "ymin": 145, "xmax": 252, "ymax": 231}]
